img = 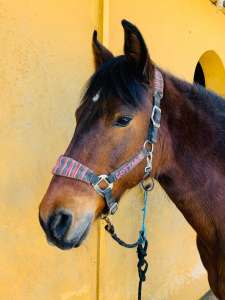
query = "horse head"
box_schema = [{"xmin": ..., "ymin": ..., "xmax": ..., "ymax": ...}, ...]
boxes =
[{"xmin": 39, "ymin": 20, "xmax": 162, "ymax": 250}]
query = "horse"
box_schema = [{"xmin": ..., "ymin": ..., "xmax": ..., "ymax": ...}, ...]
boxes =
[{"xmin": 39, "ymin": 20, "xmax": 225, "ymax": 299}]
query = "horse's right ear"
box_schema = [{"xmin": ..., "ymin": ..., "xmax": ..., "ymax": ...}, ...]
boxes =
[
  {"xmin": 92, "ymin": 31, "xmax": 114, "ymax": 70},
  {"xmin": 122, "ymin": 20, "xmax": 152, "ymax": 82}
]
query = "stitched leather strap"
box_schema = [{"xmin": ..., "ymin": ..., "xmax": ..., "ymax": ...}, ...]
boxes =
[{"xmin": 148, "ymin": 69, "xmax": 164, "ymax": 143}]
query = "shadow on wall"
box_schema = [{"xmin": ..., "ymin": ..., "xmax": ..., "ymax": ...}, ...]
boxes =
[
  {"xmin": 199, "ymin": 290, "xmax": 218, "ymax": 300},
  {"xmin": 194, "ymin": 50, "xmax": 225, "ymax": 97}
]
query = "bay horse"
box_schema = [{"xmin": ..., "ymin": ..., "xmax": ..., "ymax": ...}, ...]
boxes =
[{"xmin": 39, "ymin": 20, "xmax": 225, "ymax": 299}]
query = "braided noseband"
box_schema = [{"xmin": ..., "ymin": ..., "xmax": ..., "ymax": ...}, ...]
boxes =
[{"xmin": 52, "ymin": 68, "xmax": 164, "ymax": 215}]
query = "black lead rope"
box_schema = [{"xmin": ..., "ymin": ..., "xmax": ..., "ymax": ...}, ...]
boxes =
[
  {"xmin": 104, "ymin": 220, "xmax": 148, "ymax": 300},
  {"xmin": 103, "ymin": 188, "xmax": 150, "ymax": 300},
  {"xmin": 104, "ymin": 220, "xmax": 139, "ymax": 248},
  {"xmin": 137, "ymin": 237, "xmax": 148, "ymax": 300}
]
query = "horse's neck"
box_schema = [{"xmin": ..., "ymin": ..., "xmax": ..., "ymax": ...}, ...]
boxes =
[{"xmin": 156, "ymin": 74, "xmax": 224, "ymax": 244}]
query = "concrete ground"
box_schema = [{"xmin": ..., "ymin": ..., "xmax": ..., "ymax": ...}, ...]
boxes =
[{"xmin": 200, "ymin": 291, "xmax": 218, "ymax": 300}]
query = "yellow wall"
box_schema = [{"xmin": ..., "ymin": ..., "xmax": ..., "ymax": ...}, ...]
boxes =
[
  {"xmin": 0, "ymin": 1, "xmax": 100, "ymax": 299},
  {"xmin": 1, "ymin": 1, "xmax": 225, "ymax": 300}
]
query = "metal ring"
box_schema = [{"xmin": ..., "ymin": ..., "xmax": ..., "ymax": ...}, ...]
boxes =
[
  {"xmin": 92, "ymin": 174, "xmax": 113, "ymax": 196},
  {"xmin": 140, "ymin": 177, "xmax": 154, "ymax": 192},
  {"xmin": 143, "ymin": 140, "xmax": 154, "ymax": 154}
]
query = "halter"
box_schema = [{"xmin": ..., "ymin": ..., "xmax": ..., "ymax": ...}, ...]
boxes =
[{"xmin": 52, "ymin": 68, "xmax": 164, "ymax": 215}]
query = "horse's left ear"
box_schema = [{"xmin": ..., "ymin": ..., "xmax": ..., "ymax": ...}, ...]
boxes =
[
  {"xmin": 122, "ymin": 20, "xmax": 153, "ymax": 82},
  {"xmin": 92, "ymin": 30, "xmax": 114, "ymax": 70}
]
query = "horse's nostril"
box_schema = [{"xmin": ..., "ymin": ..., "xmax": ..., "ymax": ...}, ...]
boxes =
[{"xmin": 48, "ymin": 211, "xmax": 72, "ymax": 241}]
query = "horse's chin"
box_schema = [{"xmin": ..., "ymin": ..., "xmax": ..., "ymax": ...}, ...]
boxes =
[
  {"xmin": 47, "ymin": 238, "xmax": 79, "ymax": 250},
  {"xmin": 47, "ymin": 235, "xmax": 87, "ymax": 250}
]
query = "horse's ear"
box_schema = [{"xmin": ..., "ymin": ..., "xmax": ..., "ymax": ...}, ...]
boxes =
[
  {"xmin": 122, "ymin": 20, "xmax": 152, "ymax": 82},
  {"xmin": 92, "ymin": 30, "xmax": 114, "ymax": 70}
]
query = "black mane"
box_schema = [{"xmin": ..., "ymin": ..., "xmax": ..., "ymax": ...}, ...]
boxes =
[{"xmin": 75, "ymin": 55, "xmax": 148, "ymax": 129}]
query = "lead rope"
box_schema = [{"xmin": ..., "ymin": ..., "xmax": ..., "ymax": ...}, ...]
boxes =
[
  {"xmin": 102, "ymin": 178, "xmax": 153, "ymax": 300},
  {"xmin": 137, "ymin": 189, "xmax": 149, "ymax": 300}
]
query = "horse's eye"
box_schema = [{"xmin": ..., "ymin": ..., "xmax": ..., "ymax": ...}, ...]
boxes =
[{"xmin": 114, "ymin": 116, "xmax": 132, "ymax": 127}]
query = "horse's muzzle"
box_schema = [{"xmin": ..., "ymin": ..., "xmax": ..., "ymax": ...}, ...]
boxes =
[{"xmin": 39, "ymin": 210, "xmax": 93, "ymax": 250}]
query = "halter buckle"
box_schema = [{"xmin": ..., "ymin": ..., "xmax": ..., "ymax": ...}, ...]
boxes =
[
  {"xmin": 151, "ymin": 105, "xmax": 161, "ymax": 128},
  {"xmin": 143, "ymin": 141, "xmax": 153, "ymax": 176},
  {"xmin": 92, "ymin": 174, "xmax": 113, "ymax": 196}
]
